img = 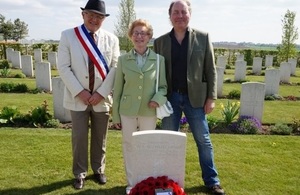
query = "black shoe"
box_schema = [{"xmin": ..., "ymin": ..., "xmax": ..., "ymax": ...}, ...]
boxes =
[
  {"xmin": 209, "ymin": 185, "xmax": 225, "ymax": 195},
  {"xmin": 73, "ymin": 178, "xmax": 84, "ymax": 189},
  {"xmin": 94, "ymin": 173, "xmax": 106, "ymax": 184}
]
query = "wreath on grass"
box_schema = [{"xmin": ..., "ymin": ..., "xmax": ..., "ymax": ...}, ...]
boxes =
[{"xmin": 129, "ymin": 176, "xmax": 186, "ymax": 195}]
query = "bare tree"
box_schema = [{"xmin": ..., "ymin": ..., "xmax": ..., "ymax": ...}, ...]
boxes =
[
  {"xmin": 277, "ymin": 9, "xmax": 299, "ymax": 63},
  {"xmin": 114, "ymin": 0, "xmax": 136, "ymax": 52}
]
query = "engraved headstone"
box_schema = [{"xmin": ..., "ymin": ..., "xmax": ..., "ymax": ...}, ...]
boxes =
[
  {"xmin": 131, "ymin": 130, "xmax": 187, "ymax": 188},
  {"xmin": 240, "ymin": 82, "xmax": 265, "ymax": 122}
]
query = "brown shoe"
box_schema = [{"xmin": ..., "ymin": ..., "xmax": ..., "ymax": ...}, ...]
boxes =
[
  {"xmin": 209, "ymin": 185, "xmax": 225, "ymax": 195},
  {"xmin": 94, "ymin": 173, "xmax": 106, "ymax": 184},
  {"xmin": 73, "ymin": 178, "xmax": 84, "ymax": 189}
]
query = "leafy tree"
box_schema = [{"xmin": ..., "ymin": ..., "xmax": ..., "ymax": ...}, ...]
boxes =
[
  {"xmin": 0, "ymin": 14, "xmax": 28, "ymax": 42},
  {"xmin": 277, "ymin": 10, "xmax": 299, "ymax": 63},
  {"xmin": 114, "ymin": 0, "xmax": 136, "ymax": 51},
  {"xmin": 1, "ymin": 20, "xmax": 14, "ymax": 42},
  {"xmin": 13, "ymin": 18, "xmax": 28, "ymax": 41},
  {"xmin": 0, "ymin": 14, "xmax": 4, "ymax": 24}
]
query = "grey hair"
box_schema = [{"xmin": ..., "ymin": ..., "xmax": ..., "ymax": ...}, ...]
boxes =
[{"xmin": 168, "ymin": 0, "xmax": 192, "ymax": 16}]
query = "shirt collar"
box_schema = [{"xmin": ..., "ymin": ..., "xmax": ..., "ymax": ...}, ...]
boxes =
[{"xmin": 132, "ymin": 47, "xmax": 150, "ymax": 57}]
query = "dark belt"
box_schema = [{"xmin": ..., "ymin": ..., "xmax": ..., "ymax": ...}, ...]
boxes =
[{"xmin": 174, "ymin": 88, "xmax": 187, "ymax": 94}]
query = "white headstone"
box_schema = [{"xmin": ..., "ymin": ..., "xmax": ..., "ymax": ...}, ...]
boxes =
[
  {"xmin": 35, "ymin": 62, "xmax": 52, "ymax": 91},
  {"xmin": 279, "ymin": 62, "xmax": 291, "ymax": 83},
  {"xmin": 34, "ymin": 49, "xmax": 43, "ymax": 63},
  {"xmin": 234, "ymin": 60, "xmax": 247, "ymax": 81},
  {"xmin": 265, "ymin": 55, "xmax": 273, "ymax": 67},
  {"xmin": 21, "ymin": 55, "xmax": 34, "ymax": 77},
  {"xmin": 52, "ymin": 77, "xmax": 71, "ymax": 122},
  {"xmin": 288, "ymin": 58, "xmax": 297, "ymax": 75},
  {"xmin": 240, "ymin": 82, "xmax": 265, "ymax": 122},
  {"xmin": 5, "ymin": 48, "xmax": 14, "ymax": 62},
  {"xmin": 265, "ymin": 68, "xmax": 280, "ymax": 96},
  {"xmin": 216, "ymin": 56, "xmax": 227, "ymax": 68},
  {"xmin": 236, "ymin": 54, "xmax": 244, "ymax": 61},
  {"xmin": 216, "ymin": 66, "xmax": 225, "ymax": 97},
  {"xmin": 131, "ymin": 130, "xmax": 187, "ymax": 188},
  {"xmin": 48, "ymin": 52, "xmax": 57, "ymax": 69},
  {"xmin": 252, "ymin": 57, "xmax": 262, "ymax": 75},
  {"xmin": 11, "ymin": 51, "xmax": 22, "ymax": 69}
]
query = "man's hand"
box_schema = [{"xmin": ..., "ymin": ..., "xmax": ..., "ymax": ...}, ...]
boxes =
[
  {"xmin": 77, "ymin": 90, "xmax": 92, "ymax": 105},
  {"xmin": 89, "ymin": 92, "xmax": 104, "ymax": 106},
  {"xmin": 204, "ymin": 98, "xmax": 215, "ymax": 114}
]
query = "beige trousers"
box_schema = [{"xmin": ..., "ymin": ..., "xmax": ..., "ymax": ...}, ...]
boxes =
[
  {"xmin": 120, "ymin": 115, "xmax": 157, "ymax": 186},
  {"xmin": 70, "ymin": 105, "xmax": 109, "ymax": 179}
]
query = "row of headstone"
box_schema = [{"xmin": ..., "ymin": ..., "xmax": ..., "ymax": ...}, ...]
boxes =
[
  {"xmin": 5, "ymin": 48, "xmax": 55, "ymax": 92},
  {"xmin": 217, "ymin": 67, "xmax": 287, "ymax": 98},
  {"xmin": 216, "ymin": 55, "xmax": 297, "ymax": 97},
  {"xmin": 3, "ymin": 48, "xmax": 295, "ymax": 127},
  {"xmin": 216, "ymin": 55, "xmax": 297, "ymax": 76},
  {"xmin": 5, "ymin": 48, "xmax": 58, "ymax": 70},
  {"xmin": 5, "ymin": 48, "xmax": 67, "ymax": 122}
]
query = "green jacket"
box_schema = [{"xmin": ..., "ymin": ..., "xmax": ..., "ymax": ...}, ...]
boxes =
[
  {"xmin": 154, "ymin": 27, "xmax": 217, "ymax": 108},
  {"xmin": 112, "ymin": 49, "xmax": 167, "ymax": 123}
]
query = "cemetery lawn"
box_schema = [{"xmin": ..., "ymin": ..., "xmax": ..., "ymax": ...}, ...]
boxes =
[
  {"xmin": 0, "ymin": 128, "xmax": 299, "ymax": 195},
  {"xmin": 1, "ymin": 92, "xmax": 299, "ymax": 124},
  {"xmin": 1, "ymin": 68, "xmax": 299, "ymax": 124}
]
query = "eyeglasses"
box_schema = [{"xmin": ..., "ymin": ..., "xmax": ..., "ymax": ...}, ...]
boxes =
[
  {"xmin": 132, "ymin": 31, "xmax": 149, "ymax": 37},
  {"xmin": 83, "ymin": 11, "xmax": 105, "ymax": 20}
]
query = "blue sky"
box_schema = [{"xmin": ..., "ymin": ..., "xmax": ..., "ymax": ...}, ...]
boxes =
[{"xmin": 1, "ymin": 0, "xmax": 300, "ymax": 44}]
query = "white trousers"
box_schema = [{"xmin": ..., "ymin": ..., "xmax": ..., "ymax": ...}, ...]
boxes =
[{"xmin": 120, "ymin": 115, "xmax": 157, "ymax": 187}]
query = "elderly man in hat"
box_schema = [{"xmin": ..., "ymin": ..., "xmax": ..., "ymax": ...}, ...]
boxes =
[{"xmin": 57, "ymin": 0, "xmax": 120, "ymax": 189}]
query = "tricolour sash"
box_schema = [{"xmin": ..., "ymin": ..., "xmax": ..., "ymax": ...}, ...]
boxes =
[{"xmin": 74, "ymin": 24, "xmax": 109, "ymax": 80}]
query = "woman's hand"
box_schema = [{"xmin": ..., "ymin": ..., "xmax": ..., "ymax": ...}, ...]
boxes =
[{"xmin": 148, "ymin": 101, "xmax": 159, "ymax": 108}]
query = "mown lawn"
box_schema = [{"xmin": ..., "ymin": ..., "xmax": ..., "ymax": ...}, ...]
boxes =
[{"xmin": 0, "ymin": 128, "xmax": 299, "ymax": 195}]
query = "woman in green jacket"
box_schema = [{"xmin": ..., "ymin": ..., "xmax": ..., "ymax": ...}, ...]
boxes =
[{"xmin": 112, "ymin": 19, "xmax": 167, "ymax": 194}]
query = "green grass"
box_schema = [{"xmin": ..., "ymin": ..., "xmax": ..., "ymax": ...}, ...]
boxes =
[
  {"xmin": 1, "ymin": 92, "xmax": 299, "ymax": 124},
  {"xmin": 0, "ymin": 128, "xmax": 299, "ymax": 195},
  {"xmin": 1, "ymin": 69, "xmax": 300, "ymax": 124},
  {"xmin": 0, "ymin": 67, "xmax": 299, "ymax": 194}
]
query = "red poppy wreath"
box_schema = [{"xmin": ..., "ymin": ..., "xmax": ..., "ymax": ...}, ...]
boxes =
[{"xmin": 129, "ymin": 176, "xmax": 186, "ymax": 195}]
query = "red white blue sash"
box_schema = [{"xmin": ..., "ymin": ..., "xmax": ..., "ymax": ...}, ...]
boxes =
[{"xmin": 74, "ymin": 24, "xmax": 109, "ymax": 80}]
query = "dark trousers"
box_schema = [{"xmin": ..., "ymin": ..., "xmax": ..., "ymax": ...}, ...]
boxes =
[{"xmin": 70, "ymin": 105, "xmax": 109, "ymax": 178}]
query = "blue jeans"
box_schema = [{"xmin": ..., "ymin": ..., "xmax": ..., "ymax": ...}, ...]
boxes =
[{"xmin": 162, "ymin": 92, "xmax": 220, "ymax": 187}]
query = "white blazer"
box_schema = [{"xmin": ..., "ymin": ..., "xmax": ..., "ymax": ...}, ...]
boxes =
[{"xmin": 57, "ymin": 27, "xmax": 120, "ymax": 112}]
